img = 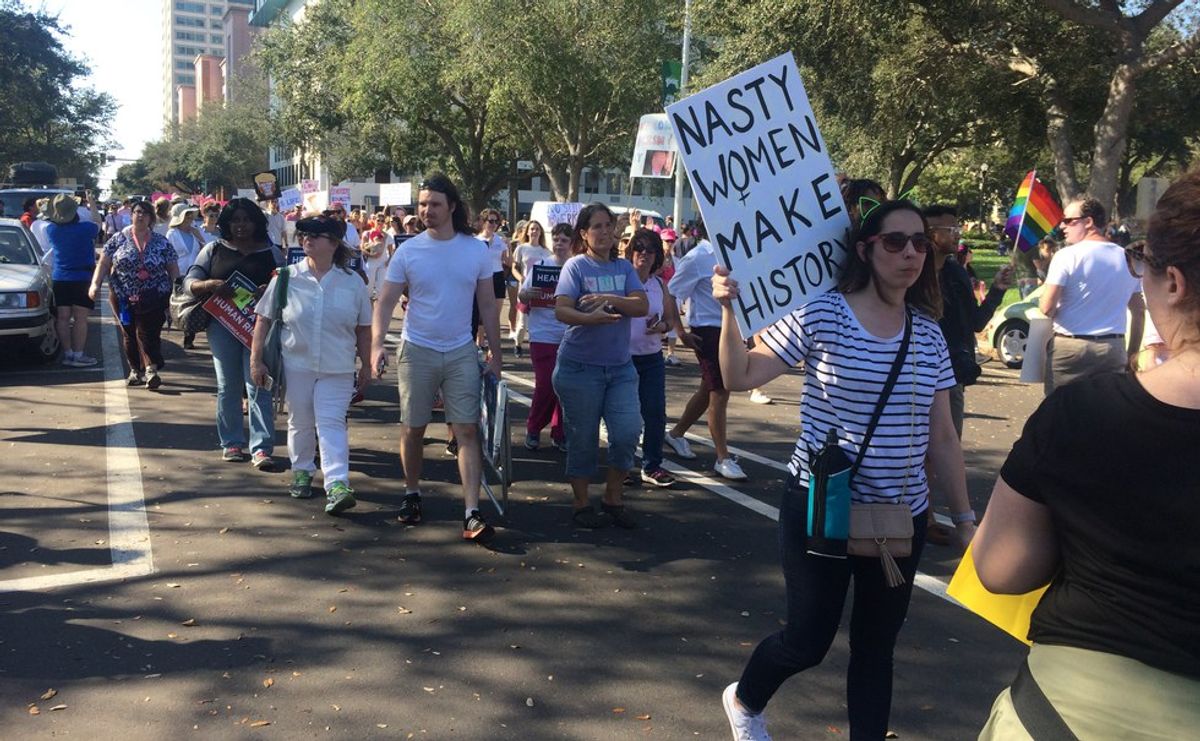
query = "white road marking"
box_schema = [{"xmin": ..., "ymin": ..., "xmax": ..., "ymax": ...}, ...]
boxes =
[
  {"xmin": 0, "ymin": 291, "xmax": 154, "ymax": 593},
  {"xmin": 501, "ymin": 378, "xmax": 961, "ymax": 607}
]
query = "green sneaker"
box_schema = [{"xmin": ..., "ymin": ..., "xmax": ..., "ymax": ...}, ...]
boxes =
[
  {"xmin": 324, "ymin": 481, "xmax": 356, "ymax": 515},
  {"xmin": 289, "ymin": 470, "xmax": 314, "ymax": 499}
]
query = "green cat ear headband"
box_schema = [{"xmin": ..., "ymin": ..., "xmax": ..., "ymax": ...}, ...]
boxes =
[{"xmin": 858, "ymin": 189, "xmax": 918, "ymax": 220}]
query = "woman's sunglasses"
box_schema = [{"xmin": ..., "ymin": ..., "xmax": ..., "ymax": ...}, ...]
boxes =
[{"xmin": 868, "ymin": 232, "xmax": 932, "ymax": 254}]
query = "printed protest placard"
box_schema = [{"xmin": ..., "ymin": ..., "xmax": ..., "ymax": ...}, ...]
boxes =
[
  {"xmin": 666, "ymin": 52, "xmax": 852, "ymax": 338},
  {"xmin": 630, "ymin": 113, "xmax": 677, "ymax": 179},
  {"xmin": 202, "ymin": 270, "xmax": 260, "ymax": 348},
  {"xmin": 288, "ymin": 245, "xmax": 362, "ymax": 273},
  {"xmin": 300, "ymin": 179, "xmax": 318, "ymax": 194},
  {"xmin": 329, "ymin": 186, "xmax": 352, "ymax": 211},
  {"xmin": 279, "ymin": 187, "xmax": 302, "ymax": 211},
  {"xmin": 528, "ymin": 263, "xmax": 561, "ymax": 308},
  {"xmin": 379, "ymin": 182, "xmax": 412, "ymax": 206}
]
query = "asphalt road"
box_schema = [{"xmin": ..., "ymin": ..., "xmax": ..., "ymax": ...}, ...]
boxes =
[{"xmin": 0, "ymin": 297, "xmax": 1041, "ymax": 739}]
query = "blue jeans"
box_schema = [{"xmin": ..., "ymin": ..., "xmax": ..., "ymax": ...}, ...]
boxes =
[
  {"xmin": 552, "ymin": 357, "xmax": 639, "ymax": 479},
  {"xmin": 736, "ymin": 481, "xmax": 927, "ymax": 739},
  {"xmin": 632, "ymin": 351, "xmax": 666, "ymax": 471},
  {"xmin": 207, "ymin": 322, "xmax": 274, "ymax": 454}
]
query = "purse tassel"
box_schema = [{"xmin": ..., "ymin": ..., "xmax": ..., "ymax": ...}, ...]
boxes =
[{"xmin": 878, "ymin": 541, "xmax": 905, "ymax": 588}]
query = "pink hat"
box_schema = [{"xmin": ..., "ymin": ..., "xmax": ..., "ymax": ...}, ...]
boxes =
[{"xmin": 660, "ymin": 228, "xmax": 678, "ymax": 241}]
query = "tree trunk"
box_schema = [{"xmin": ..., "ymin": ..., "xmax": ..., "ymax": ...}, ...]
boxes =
[
  {"xmin": 542, "ymin": 160, "xmax": 569, "ymax": 201},
  {"xmin": 1044, "ymin": 80, "xmax": 1082, "ymax": 204},
  {"xmin": 1086, "ymin": 62, "xmax": 1138, "ymax": 212},
  {"xmin": 567, "ymin": 160, "xmax": 584, "ymax": 202}
]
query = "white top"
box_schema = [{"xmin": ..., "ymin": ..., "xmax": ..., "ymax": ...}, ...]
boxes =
[
  {"xmin": 667, "ymin": 239, "xmax": 722, "ymax": 328},
  {"xmin": 629, "ymin": 274, "xmax": 665, "ymax": 356},
  {"xmin": 384, "ymin": 231, "xmax": 491, "ymax": 351},
  {"xmin": 363, "ymin": 250, "xmax": 390, "ymax": 300},
  {"xmin": 256, "ymin": 260, "xmax": 372, "ymax": 375},
  {"xmin": 29, "ymin": 219, "xmax": 52, "ymax": 252},
  {"xmin": 267, "ymin": 212, "xmax": 286, "ymax": 247},
  {"xmin": 513, "ymin": 243, "xmax": 550, "ymax": 278},
  {"xmin": 166, "ymin": 227, "xmax": 201, "ymax": 274},
  {"xmin": 480, "ymin": 233, "xmax": 507, "ymax": 273},
  {"xmin": 519, "ymin": 256, "xmax": 568, "ymax": 345},
  {"xmin": 1045, "ymin": 239, "xmax": 1141, "ymax": 336},
  {"xmin": 761, "ymin": 291, "xmax": 956, "ymax": 515},
  {"xmin": 343, "ymin": 221, "xmax": 360, "ymax": 248}
]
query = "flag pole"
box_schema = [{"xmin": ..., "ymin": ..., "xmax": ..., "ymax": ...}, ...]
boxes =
[{"xmin": 1013, "ymin": 169, "xmax": 1035, "ymax": 253}]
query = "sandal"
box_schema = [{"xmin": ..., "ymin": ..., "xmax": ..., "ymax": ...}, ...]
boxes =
[
  {"xmin": 572, "ymin": 507, "xmax": 611, "ymax": 529},
  {"xmin": 601, "ymin": 503, "xmax": 637, "ymax": 530}
]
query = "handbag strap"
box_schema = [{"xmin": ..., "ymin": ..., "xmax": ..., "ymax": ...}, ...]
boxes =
[
  {"xmin": 273, "ymin": 265, "xmax": 290, "ymax": 322},
  {"xmin": 851, "ymin": 309, "xmax": 912, "ymax": 477},
  {"xmin": 1010, "ymin": 659, "xmax": 1080, "ymax": 740}
]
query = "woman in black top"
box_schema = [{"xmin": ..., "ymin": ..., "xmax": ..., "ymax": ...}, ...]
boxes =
[
  {"xmin": 974, "ymin": 168, "xmax": 1200, "ymax": 738},
  {"xmin": 184, "ymin": 198, "xmax": 283, "ymax": 470}
]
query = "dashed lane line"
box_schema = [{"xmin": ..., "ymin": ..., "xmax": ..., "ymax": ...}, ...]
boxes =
[{"xmin": 0, "ymin": 290, "xmax": 154, "ymax": 592}]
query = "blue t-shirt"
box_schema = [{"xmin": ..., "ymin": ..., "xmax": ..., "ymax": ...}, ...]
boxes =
[
  {"xmin": 46, "ymin": 221, "xmax": 99, "ymax": 282},
  {"xmin": 554, "ymin": 254, "xmax": 645, "ymax": 366}
]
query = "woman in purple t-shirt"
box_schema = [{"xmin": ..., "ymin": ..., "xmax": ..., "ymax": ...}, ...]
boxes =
[{"xmin": 551, "ymin": 203, "xmax": 648, "ymax": 529}]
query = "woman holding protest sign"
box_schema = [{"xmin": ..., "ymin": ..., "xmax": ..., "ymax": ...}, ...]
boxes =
[
  {"xmin": 518, "ymin": 222, "xmax": 571, "ymax": 452},
  {"xmin": 551, "ymin": 203, "xmax": 648, "ymax": 529},
  {"xmin": 89, "ymin": 199, "xmax": 179, "ymax": 389},
  {"xmin": 251, "ymin": 215, "xmax": 373, "ymax": 514},
  {"xmin": 185, "ymin": 198, "xmax": 284, "ymax": 469},
  {"xmin": 511, "ymin": 219, "xmax": 550, "ymax": 356},
  {"xmin": 711, "ymin": 200, "xmax": 974, "ymax": 740}
]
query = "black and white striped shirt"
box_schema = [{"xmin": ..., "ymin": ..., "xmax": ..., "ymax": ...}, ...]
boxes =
[{"xmin": 761, "ymin": 291, "xmax": 955, "ymax": 515}]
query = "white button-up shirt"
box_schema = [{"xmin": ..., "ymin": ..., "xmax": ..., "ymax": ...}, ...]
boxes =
[
  {"xmin": 668, "ymin": 239, "xmax": 723, "ymax": 328},
  {"xmin": 256, "ymin": 259, "xmax": 372, "ymax": 375}
]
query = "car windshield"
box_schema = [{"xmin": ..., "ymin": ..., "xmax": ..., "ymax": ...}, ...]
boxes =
[{"xmin": 0, "ymin": 226, "xmax": 37, "ymax": 265}]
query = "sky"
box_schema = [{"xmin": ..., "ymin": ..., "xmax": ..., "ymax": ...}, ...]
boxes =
[{"xmin": 36, "ymin": 0, "xmax": 163, "ymax": 192}]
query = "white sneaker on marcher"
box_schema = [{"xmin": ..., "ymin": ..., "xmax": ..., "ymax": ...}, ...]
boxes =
[
  {"xmin": 749, "ymin": 389, "xmax": 773, "ymax": 405},
  {"xmin": 722, "ymin": 682, "xmax": 770, "ymax": 740},
  {"xmin": 715, "ymin": 456, "xmax": 748, "ymax": 481},
  {"xmin": 664, "ymin": 431, "xmax": 696, "ymax": 459}
]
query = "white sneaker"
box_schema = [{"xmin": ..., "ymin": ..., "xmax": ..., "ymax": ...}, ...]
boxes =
[
  {"xmin": 664, "ymin": 432, "xmax": 696, "ymax": 459},
  {"xmin": 715, "ymin": 456, "xmax": 748, "ymax": 481},
  {"xmin": 722, "ymin": 682, "xmax": 770, "ymax": 740},
  {"xmin": 749, "ymin": 389, "xmax": 773, "ymax": 405},
  {"xmin": 664, "ymin": 354, "xmax": 681, "ymax": 367},
  {"xmin": 73, "ymin": 354, "xmax": 98, "ymax": 367}
]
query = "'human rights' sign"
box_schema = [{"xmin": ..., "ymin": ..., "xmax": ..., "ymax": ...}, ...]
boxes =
[{"xmin": 666, "ymin": 52, "xmax": 851, "ymax": 337}]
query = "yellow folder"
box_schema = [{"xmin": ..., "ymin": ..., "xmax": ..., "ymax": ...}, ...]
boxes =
[{"xmin": 946, "ymin": 544, "xmax": 1049, "ymax": 645}]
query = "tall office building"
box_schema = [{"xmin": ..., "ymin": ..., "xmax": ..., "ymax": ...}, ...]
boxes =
[{"xmin": 161, "ymin": 0, "xmax": 256, "ymax": 130}]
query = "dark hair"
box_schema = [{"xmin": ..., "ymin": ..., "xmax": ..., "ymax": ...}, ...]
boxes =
[
  {"xmin": 922, "ymin": 204, "xmax": 958, "ymax": 220},
  {"xmin": 692, "ymin": 218, "xmax": 707, "ymax": 240},
  {"xmin": 130, "ymin": 199, "xmax": 156, "ymax": 225},
  {"xmin": 154, "ymin": 199, "xmax": 171, "ymax": 219},
  {"xmin": 838, "ymin": 199, "xmax": 942, "ymax": 319},
  {"xmin": 550, "ymin": 222, "xmax": 573, "ymax": 240},
  {"xmin": 841, "ymin": 178, "xmax": 886, "ymax": 227},
  {"xmin": 22, "ymin": 197, "xmax": 37, "ymax": 213},
  {"xmin": 1146, "ymin": 167, "xmax": 1200, "ymax": 315},
  {"xmin": 571, "ymin": 202, "xmax": 616, "ymax": 255},
  {"xmin": 218, "ymin": 197, "xmax": 269, "ymax": 243},
  {"xmin": 1077, "ymin": 197, "xmax": 1108, "ymax": 230},
  {"xmin": 419, "ymin": 172, "xmax": 473, "ymax": 235},
  {"xmin": 627, "ymin": 228, "xmax": 665, "ymax": 273}
]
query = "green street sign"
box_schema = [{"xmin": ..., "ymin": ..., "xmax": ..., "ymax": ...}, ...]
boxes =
[{"xmin": 662, "ymin": 60, "xmax": 682, "ymax": 108}]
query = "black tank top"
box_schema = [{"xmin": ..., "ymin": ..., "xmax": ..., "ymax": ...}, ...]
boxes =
[{"xmin": 208, "ymin": 241, "xmax": 280, "ymax": 286}]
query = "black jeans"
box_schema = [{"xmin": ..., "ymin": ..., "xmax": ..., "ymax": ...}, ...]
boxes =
[{"xmin": 736, "ymin": 481, "xmax": 928, "ymax": 740}]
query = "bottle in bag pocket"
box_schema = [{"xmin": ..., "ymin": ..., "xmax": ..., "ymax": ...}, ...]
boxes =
[{"xmin": 806, "ymin": 428, "xmax": 852, "ymax": 558}]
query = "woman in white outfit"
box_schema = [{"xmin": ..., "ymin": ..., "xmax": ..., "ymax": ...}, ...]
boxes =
[{"xmin": 251, "ymin": 215, "xmax": 373, "ymax": 516}]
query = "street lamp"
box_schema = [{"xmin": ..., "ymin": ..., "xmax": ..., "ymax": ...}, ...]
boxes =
[{"xmin": 978, "ymin": 162, "xmax": 990, "ymax": 230}]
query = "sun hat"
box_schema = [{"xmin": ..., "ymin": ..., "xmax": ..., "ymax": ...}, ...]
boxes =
[
  {"xmin": 168, "ymin": 202, "xmax": 200, "ymax": 228},
  {"xmin": 47, "ymin": 194, "xmax": 80, "ymax": 224}
]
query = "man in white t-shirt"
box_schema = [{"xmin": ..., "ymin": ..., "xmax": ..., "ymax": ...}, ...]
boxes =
[
  {"xmin": 265, "ymin": 198, "xmax": 287, "ymax": 247},
  {"xmin": 1039, "ymin": 197, "xmax": 1144, "ymax": 395},
  {"xmin": 371, "ymin": 174, "xmax": 502, "ymax": 542}
]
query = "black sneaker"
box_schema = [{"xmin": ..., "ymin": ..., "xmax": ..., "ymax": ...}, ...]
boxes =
[
  {"xmin": 463, "ymin": 509, "xmax": 495, "ymax": 542},
  {"xmin": 572, "ymin": 507, "xmax": 611, "ymax": 529},
  {"xmin": 445, "ymin": 438, "xmax": 458, "ymax": 458},
  {"xmin": 601, "ymin": 503, "xmax": 637, "ymax": 529},
  {"xmin": 398, "ymin": 493, "xmax": 422, "ymax": 524}
]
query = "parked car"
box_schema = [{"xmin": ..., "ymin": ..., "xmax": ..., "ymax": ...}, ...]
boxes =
[
  {"xmin": 0, "ymin": 218, "xmax": 59, "ymax": 362},
  {"xmin": 983, "ymin": 286, "xmax": 1044, "ymax": 369},
  {"xmin": 0, "ymin": 187, "xmax": 73, "ymax": 221}
]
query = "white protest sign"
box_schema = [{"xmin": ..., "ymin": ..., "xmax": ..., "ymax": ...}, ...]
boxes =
[
  {"xmin": 329, "ymin": 186, "xmax": 352, "ymax": 210},
  {"xmin": 300, "ymin": 179, "xmax": 318, "ymax": 194},
  {"xmin": 278, "ymin": 187, "xmax": 302, "ymax": 211},
  {"xmin": 236, "ymin": 188, "xmax": 256, "ymax": 201},
  {"xmin": 545, "ymin": 202, "xmax": 583, "ymax": 228},
  {"xmin": 304, "ymin": 190, "xmax": 328, "ymax": 213},
  {"xmin": 666, "ymin": 52, "xmax": 851, "ymax": 338},
  {"xmin": 630, "ymin": 113, "xmax": 677, "ymax": 179},
  {"xmin": 378, "ymin": 182, "xmax": 412, "ymax": 206}
]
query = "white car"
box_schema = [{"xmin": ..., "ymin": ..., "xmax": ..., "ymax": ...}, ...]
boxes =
[{"xmin": 0, "ymin": 217, "xmax": 59, "ymax": 362}]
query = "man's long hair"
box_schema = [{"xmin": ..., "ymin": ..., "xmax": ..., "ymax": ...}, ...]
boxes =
[{"xmin": 420, "ymin": 173, "xmax": 473, "ymax": 235}]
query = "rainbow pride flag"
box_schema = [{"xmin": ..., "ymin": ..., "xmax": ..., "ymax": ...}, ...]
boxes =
[{"xmin": 1003, "ymin": 170, "xmax": 1063, "ymax": 253}]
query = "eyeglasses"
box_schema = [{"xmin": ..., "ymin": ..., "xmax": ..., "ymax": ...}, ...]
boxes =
[
  {"xmin": 1124, "ymin": 242, "xmax": 1166, "ymax": 278},
  {"xmin": 1060, "ymin": 216, "xmax": 1085, "ymax": 226},
  {"xmin": 486, "ymin": 217, "xmax": 500, "ymax": 224},
  {"xmin": 868, "ymin": 232, "xmax": 932, "ymax": 254},
  {"xmin": 929, "ymin": 225, "xmax": 962, "ymax": 236}
]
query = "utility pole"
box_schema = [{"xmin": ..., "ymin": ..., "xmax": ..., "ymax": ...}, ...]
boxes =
[{"xmin": 672, "ymin": 0, "xmax": 691, "ymax": 229}]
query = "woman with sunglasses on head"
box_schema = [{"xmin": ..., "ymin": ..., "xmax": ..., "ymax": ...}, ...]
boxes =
[
  {"xmin": 184, "ymin": 198, "xmax": 284, "ymax": 470},
  {"xmin": 89, "ymin": 200, "xmax": 180, "ymax": 389},
  {"xmin": 712, "ymin": 200, "xmax": 974, "ymax": 740},
  {"xmin": 972, "ymin": 169, "xmax": 1200, "ymax": 740}
]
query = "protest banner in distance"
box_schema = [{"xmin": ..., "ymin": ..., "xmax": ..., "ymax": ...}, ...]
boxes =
[
  {"xmin": 329, "ymin": 186, "xmax": 352, "ymax": 211},
  {"xmin": 279, "ymin": 187, "xmax": 302, "ymax": 211},
  {"xmin": 236, "ymin": 188, "xmax": 257, "ymax": 201},
  {"xmin": 203, "ymin": 270, "xmax": 260, "ymax": 348},
  {"xmin": 303, "ymin": 190, "xmax": 328, "ymax": 213},
  {"xmin": 666, "ymin": 52, "xmax": 852, "ymax": 338},
  {"xmin": 544, "ymin": 202, "xmax": 582, "ymax": 228},
  {"xmin": 300, "ymin": 179, "xmax": 318, "ymax": 194},
  {"xmin": 528, "ymin": 263, "xmax": 562, "ymax": 308},
  {"xmin": 630, "ymin": 114, "xmax": 677, "ymax": 179},
  {"xmin": 379, "ymin": 182, "xmax": 412, "ymax": 206}
]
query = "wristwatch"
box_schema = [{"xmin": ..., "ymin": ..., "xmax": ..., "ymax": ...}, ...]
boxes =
[{"xmin": 950, "ymin": 510, "xmax": 977, "ymax": 525}]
